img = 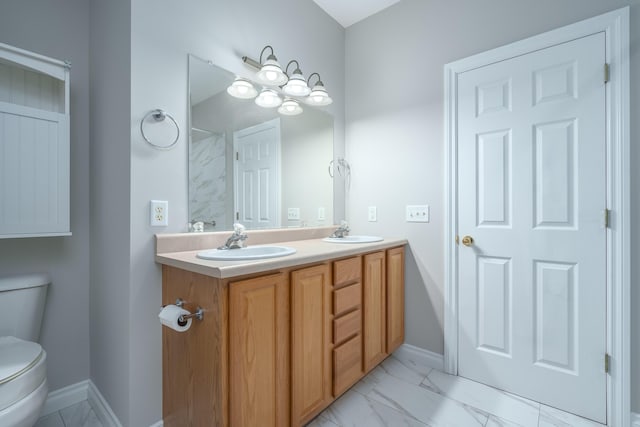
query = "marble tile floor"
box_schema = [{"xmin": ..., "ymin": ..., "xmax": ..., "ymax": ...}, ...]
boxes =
[
  {"xmin": 307, "ymin": 355, "xmax": 605, "ymax": 427},
  {"xmin": 34, "ymin": 354, "xmax": 603, "ymax": 427},
  {"xmin": 35, "ymin": 400, "xmax": 102, "ymax": 427}
]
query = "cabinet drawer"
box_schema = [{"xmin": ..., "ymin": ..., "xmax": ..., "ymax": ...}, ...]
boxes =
[
  {"xmin": 333, "ymin": 282, "xmax": 361, "ymax": 316},
  {"xmin": 333, "ymin": 334, "xmax": 362, "ymax": 397},
  {"xmin": 334, "ymin": 256, "xmax": 361, "ymax": 288},
  {"xmin": 333, "ymin": 309, "xmax": 361, "ymax": 345}
]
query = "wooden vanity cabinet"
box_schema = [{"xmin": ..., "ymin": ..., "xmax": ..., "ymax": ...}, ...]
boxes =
[
  {"xmin": 386, "ymin": 247, "xmax": 405, "ymax": 353},
  {"xmin": 162, "ymin": 266, "xmax": 229, "ymax": 427},
  {"xmin": 290, "ymin": 264, "xmax": 332, "ymax": 426},
  {"xmin": 161, "ymin": 245, "xmax": 405, "ymax": 427},
  {"xmin": 331, "ymin": 257, "xmax": 363, "ymax": 397},
  {"xmin": 363, "ymin": 252, "xmax": 387, "ymax": 372},
  {"xmin": 229, "ymin": 273, "xmax": 290, "ymax": 427}
]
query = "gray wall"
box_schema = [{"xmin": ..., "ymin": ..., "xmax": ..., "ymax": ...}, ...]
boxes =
[
  {"xmin": 0, "ymin": 0, "xmax": 91, "ymax": 392},
  {"xmin": 345, "ymin": 0, "xmax": 639, "ymax": 412},
  {"xmin": 89, "ymin": 0, "xmax": 132, "ymax": 423}
]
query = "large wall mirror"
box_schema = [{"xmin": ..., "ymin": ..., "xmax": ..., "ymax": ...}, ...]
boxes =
[{"xmin": 188, "ymin": 55, "xmax": 334, "ymax": 231}]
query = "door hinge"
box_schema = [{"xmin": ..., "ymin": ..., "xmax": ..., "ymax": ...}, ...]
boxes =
[
  {"xmin": 236, "ymin": 152, "xmax": 239, "ymax": 161},
  {"xmin": 605, "ymin": 353, "xmax": 611, "ymax": 374},
  {"xmin": 236, "ymin": 212, "xmax": 239, "ymax": 220},
  {"xmin": 604, "ymin": 63, "xmax": 610, "ymax": 83},
  {"xmin": 604, "ymin": 209, "xmax": 611, "ymax": 228}
]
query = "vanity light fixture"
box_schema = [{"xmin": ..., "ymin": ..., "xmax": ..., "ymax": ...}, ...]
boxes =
[
  {"xmin": 278, "ymin": 98, "xmax": 303, "ymax": 116},
  {"xmin": 305, "ymin": 73, "xmax": 333, "ymax": 106},
  {"xmin": 255, "ymin": 88, "xmax": 283, "ymax": 108},
  {"xmin": 244, "ymin": 45, "xmax": 288, "ymax": 86},
  {"xmin": 226, "ymin": 77, "xmax": 258, "ymax": 99},
  {"xmin": 282, "ymin": 60, "xmax": 311, "ymax": 97},
  {"xmin": 240, "ymin": 45, "xmax": 332, "ymax": 114}
]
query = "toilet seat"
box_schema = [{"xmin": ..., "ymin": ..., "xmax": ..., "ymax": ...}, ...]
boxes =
[{"xmin": 0, "ymin": 336, "xmax": 47, "ymax": 412}]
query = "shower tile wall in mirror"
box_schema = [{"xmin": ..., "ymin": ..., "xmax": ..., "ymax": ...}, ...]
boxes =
[{"xmin": 188, "ymin": 55, "xmax": 334, "ymax": 232}]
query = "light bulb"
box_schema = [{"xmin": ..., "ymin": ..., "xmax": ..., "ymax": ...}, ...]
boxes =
[
  {"xmin": 255, "ymin": 89, "xmax": 282, "ymax": 108},
  {"xmin": 227, "ymin": 78, "xmax": 257, "ymax": 99},
  {"xmin": 278, "ymin": 98, "xmax": 303, "ymax": 116},
  {"xmin": 265, "ymin": 70, "xmax": 277, "ymax": 81}
]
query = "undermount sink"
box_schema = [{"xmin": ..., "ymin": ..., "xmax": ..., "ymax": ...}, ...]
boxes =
[
  {"xmin": 196, "ymin": 245, "xmax": 297, "ymax": 261},
  {"xmin": 322, "ymin": 235, "xmax": 384, "ymax": 244}
]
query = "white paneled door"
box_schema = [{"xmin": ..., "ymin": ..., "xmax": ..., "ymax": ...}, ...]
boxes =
[
  {"xmin": 233, "ymin": 118, "xmax": 281, "ymax": 229},
  {"xmin": 457, "ymin": 33, "xmax": 607, "ymax": 423}
]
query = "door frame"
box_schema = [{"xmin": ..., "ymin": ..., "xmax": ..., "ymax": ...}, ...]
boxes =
[{"xmin": 443, "ymin": 8, "xmax": 630, "ymax": 426}]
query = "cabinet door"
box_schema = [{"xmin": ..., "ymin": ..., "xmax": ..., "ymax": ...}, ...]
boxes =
[
  {"xmin": 363, "ymin": 252, "xmax": 387, "ymax": 372},
  {"xmin": 291, "ymin": 264, "xmax": 332, "ymax": 426},
  {"xmin": 386, "ymin": 247, "xmax": 405, "ymax": 353},
  {"xmin": 229, "ymin": 273, "xmax": 289, "ymax": 427}
]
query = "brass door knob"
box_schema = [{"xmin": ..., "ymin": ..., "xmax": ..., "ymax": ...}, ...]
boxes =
[{"xmin": 461, "ymin": 235, "xmax": 474, "ymax": 246}]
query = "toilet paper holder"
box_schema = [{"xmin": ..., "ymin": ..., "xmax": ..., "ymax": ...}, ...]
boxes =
[{"xmin": 164, "ymin": 298, "xmax": 204, "ymax": 326}]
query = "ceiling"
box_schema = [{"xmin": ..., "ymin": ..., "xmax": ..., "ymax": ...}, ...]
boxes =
[{"xmin": 312, "ymin": 0, "xmax": 401, "ymax": 28}]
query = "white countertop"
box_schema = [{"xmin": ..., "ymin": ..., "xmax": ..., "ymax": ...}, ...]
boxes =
[{"xmin": 155, "ymin": 237, "xmax": 407, "ymax": 279}]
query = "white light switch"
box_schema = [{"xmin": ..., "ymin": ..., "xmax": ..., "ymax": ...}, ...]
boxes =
[
  {"xmin": 318, "ymin": 207, "xmax": 326, "ymax": 221},
  {"xmin": 150, "ymin": 200, "xmax": 168, "ymax": 226},
  {"xmin": 406, "ymin": 205, "xmax": 429, "ymax": 223},
  {"xmin": 368, "ymin": 206, "xmax": 377, "ymax": 222},
  {"xmin": 288, "ymin": 207, "xmax": 300, "ymax": 220}
]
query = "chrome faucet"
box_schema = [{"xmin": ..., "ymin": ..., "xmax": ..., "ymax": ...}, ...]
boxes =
[
  {"xmin": 329, "ymin": 221, "xmax": 350, "ymax": 238},
  {"xmin": 218, "ymin": 223, "xmax": 248, "ymax": 250}
]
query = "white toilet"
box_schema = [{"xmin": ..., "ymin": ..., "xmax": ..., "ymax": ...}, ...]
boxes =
[{"xmin": 0, "ymin": 274, "xmax": 50, "ymax": 427}]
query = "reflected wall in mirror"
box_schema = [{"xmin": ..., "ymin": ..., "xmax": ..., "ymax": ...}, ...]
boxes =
[{"xmin": 188, "ymin": 55, "xmax": 334, "ymax": 231}]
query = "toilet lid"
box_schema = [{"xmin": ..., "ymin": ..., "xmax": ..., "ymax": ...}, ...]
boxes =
[{"xmin": 0, "ymin": 336, "xmax": 43, "ymax": 384}]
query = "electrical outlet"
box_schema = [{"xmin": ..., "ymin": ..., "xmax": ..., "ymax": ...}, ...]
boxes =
[
  {"xmin": 368, "ymin": 206, "xmax": 377, "ymax": 222},
  {"xmin": 150, "ymin": 200, "xmax": 169, "ymax": 226},
  {"xmin": 317, "ymin": 207, "xmax": 326, "ymax": 221},
  {"xmin": 406, "ymin": 205, "xmax": 429, "ymax": 223},
  {"xmin": 287, "ymin": 207, "xmax": 300, "ymax": 220}
]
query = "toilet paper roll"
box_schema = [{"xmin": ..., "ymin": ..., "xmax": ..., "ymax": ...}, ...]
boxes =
[{"xmin": 158, "ymin": 304, "xmax": 192, "ymax": 332}]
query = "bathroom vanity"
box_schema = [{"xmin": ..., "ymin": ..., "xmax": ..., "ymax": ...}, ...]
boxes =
[{"xmin": 155, "ymin": 229, "xmax": 406, "ymax": 427}]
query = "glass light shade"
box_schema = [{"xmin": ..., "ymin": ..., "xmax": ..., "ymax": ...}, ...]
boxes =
[
  {"xmin": 255, "ymin": 89, "xmax": 283, "ymax": 108},
  {"xmin": 306, "ymin": 83, "xmax": 333, "ymax": 106},
  {"xmin": 226, "ymin": 78, "xmax": 258, "ymax": 99},
  {"xmin": 278, "ymin": 98, "xmax": 303, "ymax": 116},
  {"xmin": 255, "ymin": 58, "xmax": 288, "ymax": 86},
  {"xmin": 283, "ymin": 72, "xmax": 311, "ymax": 97}
]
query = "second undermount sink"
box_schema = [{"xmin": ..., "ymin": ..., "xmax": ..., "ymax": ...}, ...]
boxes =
[
  {"xmin": 196, "ymin": 245, "xmax": 297, "ymax": 261},
  {"xmin": 322, "ymin": 235, "xmax": 384, "ymax": 244}
]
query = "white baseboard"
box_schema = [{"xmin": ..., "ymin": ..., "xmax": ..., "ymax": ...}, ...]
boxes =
[
  {"xmin": 392, "ymin": 343, "xmax": 445, "ymax": 372},
  {"xmin": 87, "ymin": 380, "xmax": 123, "ymax": 427},
  {"xmin": 40, "ymin": 380, "xmax": 90, "ymax": 416},
  {"xmin": 149, "ymin": 421, "xmax": 164, "ymax": 427},
  {"xmin": 41, "ymin": 380, "xmax": 122, "ymax": 427},
  {"xmin": 631, "ymin": 412, "xmax": 640, "ymax": 427}
]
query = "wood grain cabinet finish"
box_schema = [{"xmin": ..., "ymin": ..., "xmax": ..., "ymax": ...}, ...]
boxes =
[
  {"xmin": 363, "ymin": 252, "xmax": 387, "ymax": 373},
  {"xmin": 332, "ymin": 334, "xmax": 363, "ymax": 396},
  {"xmin": 291, "ymin": 264, "xmax": 332, "ymax": 426},
  {"xmin": 161, "ymin": 246, "xmax": 404, "ymax": 427},
  {"xmin": 162, "ymin": 266, "xmax": 229, "ymax": 427},
  {"xmin": 333, "ymin": 282, "xmax": 362, "ymax": 317},
  {"xmin": 229, "ymin": 273, "xmax": 290, "ymax": 427},
  {"xmin": 333, "ymin": 256, "xmax": 361, "ymax": 288},
  {"xmin": 386, "ymin": 247, "xmax": 405, "ymax": 353},
  {"xmin": 331, "ymin": 256, "xmax": 363, "ymax": 398}
]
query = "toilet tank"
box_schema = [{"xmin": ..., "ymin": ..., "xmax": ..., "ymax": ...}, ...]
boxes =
[{"xmin": 0, "ymin": 274, "xmax": 50, "ymax": 342}]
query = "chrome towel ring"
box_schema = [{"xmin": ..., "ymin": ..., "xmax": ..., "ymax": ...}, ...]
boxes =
[{"xmin": 140, "ymin": 109, "xmax": 180, "ymax": 150}]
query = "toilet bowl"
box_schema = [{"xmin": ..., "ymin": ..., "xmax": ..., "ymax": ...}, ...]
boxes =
[
  {"xmin": 0, "ymin": 337, "xmax": 48, "ymax": 427},
  {"xmin": 0, "ymin": 275, "xmax": 50, "ymax": 427}
]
